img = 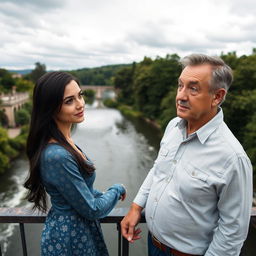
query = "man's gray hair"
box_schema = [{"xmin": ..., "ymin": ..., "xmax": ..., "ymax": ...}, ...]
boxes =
[{"xmin": 180, "ymin": 54, "xmax": 233, "ymax": 103}]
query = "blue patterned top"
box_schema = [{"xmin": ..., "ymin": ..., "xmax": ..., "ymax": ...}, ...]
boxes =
[{"xmin": 40, "ymin": 143, "xmax": 125, "ymax": 256}]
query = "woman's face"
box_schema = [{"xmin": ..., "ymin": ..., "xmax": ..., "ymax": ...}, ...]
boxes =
[{"xmin": 54, "ymin": 80, "xmax": 85, "ymax": 126}]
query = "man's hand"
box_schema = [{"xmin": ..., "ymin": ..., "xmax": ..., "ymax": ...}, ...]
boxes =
[{"xmin": 121, "ymin": 203, "xmax": 143, "ymax": 243}]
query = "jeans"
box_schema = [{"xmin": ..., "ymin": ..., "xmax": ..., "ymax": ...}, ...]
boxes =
[{"xmin": 148, "ymin": 233, "xmax": 174, "ymax": 256}]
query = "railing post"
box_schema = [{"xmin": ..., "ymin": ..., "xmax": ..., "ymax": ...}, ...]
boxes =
[
  {"xmin": 117, "ymin": 222, "xmax": 129, "ymax": 256},
  {"xmin": 122, "ymin": 236, "xmax": 129, "ymax": 256},
  {"xmin": 117, "ymin": 223, "xmax": 121, "ymax": 256},
  {"xmin": 19, "ymin": 223, "xmax": 28, "ymax": 256}
]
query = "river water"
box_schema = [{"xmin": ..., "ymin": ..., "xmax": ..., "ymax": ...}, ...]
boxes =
[
  {"xmin": 0, "ymin": 106, "xmax": 161, "ymax": 256},
  {"xmin": 0, "ymin": 106, "xmax": 255, "ymax": 256}
]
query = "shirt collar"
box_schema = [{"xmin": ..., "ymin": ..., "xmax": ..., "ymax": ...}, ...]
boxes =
[{"xmin": 176, "ymin": 108, "xmax": 224, "ymax": 144}]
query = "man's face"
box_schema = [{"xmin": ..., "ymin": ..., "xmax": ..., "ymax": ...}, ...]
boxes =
[{"xmin": 176, "ymin": 64, "xmax": 218, "ymax": 129}]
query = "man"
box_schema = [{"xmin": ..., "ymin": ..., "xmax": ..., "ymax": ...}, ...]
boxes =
[{"xmin": 121, "ymin": 54, "xmax": 253, "ymax": 256}]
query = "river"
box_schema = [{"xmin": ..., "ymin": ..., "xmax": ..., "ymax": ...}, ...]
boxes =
[
  {"xmin": 0, "ymin": 106, "xmax": 161, "ymax": 256},
  {"xmin": 0, "ymin": 106, "xmax": 255, "ymax": 256}
]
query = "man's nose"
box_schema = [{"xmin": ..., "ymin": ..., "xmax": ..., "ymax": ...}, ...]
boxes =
[{"xmin": 176, "ymin": 87, "xmax": 188, "ymax": 100}]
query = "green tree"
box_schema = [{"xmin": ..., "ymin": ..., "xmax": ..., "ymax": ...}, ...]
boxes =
[
  {"xmin": 0, "ymin": 127, "xmax": 18, "ymax": 173},
  {"xmin": 132, "ymin": 55, "xmax": 180, "ymax": 120},
  {"xmin": 15, "ymin": 78, "xmax": 34, "ymax": 92},
  {"xmin": 0, "ymin": 109, "xmax": 8, "ymax": 127},
  {"xmin": 29, "ymin": 62, "xmax": 47, "ymax": 83},
  {"xmin": 15, "ymin": 108, "xmax": 30, "ymax": 126},
  {"xmin": 0, "ymin": 68, "xmax": 15, "ymax": 92},
  {"xmin": 84, "ymin": 89, "xmax": 95, "ymax": 105},
  {"xmin": 114, "ymin": 63, "xmax": 136, "ymax": 105},
  {"xmin": 159, "ymin": 87, "xmax": 177, "ymax": 129},
  {"xmin": 243, "ymin": 113, "xmax": 256, "ymax": 175}
]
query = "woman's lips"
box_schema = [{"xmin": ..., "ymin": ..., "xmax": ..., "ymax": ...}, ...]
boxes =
[{"xmin": 75, "ymin": 111, "xmax": 84, "ymax": 117}]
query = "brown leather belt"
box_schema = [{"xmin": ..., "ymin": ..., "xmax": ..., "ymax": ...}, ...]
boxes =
[{"xmin": 151, "ymin": 234, "xmax": 201, "ymax": 256}]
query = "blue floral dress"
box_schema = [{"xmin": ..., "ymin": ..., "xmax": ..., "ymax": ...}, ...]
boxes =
[{"xmin": 40, "ymin": 144, "xmax": 125, "ymax": 256}]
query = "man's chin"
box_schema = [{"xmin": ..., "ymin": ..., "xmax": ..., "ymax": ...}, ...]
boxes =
[{"xmin": 177, "ymin": 110, "xmax": 186, "ymax": 119}]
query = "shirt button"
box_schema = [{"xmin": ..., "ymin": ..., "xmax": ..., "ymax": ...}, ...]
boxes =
[
  {"xmin": 155, "ymin": 198, "xmax": 158, "ymax": 202},
  {"xmin": 173, "ymin": 160, "xmax": 177, "ymax": 164},
  {"xmin": 150, "ymin": 216, "xmax": 153, "ymax": 220}
]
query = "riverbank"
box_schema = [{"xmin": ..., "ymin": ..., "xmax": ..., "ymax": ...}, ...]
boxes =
[
  {"xmin": 103, "ymin": 100, "xmax": 162, "ymax": 131},
  {"xmin": 0, "ymin": 126, "xmax": 27, "ymax": 175}
]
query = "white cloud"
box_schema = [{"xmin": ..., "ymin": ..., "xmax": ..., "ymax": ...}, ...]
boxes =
[{"xmin": 0, "ymin": 0, "xmax": 256, "ymax": 70}]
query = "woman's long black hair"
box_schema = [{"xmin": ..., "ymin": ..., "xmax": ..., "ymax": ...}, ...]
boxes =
[{"xmin": 24, "ymin": 71, "xmax": 95, "ymax": 212}]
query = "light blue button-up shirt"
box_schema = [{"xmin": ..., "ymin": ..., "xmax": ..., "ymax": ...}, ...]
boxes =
[{"xmin": 134, "ymin": 109, "xmax": 253, "ymax": 255}]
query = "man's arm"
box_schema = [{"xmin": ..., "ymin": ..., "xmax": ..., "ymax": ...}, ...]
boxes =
[
  {"xmin": 121, "ymin": 162, "xmax": 156, "ymax": 242},
  {"xmin": 121, "ymin": 118, "xmax": 176, "ymax": 242},
  {"xmin": 205, "ymin": 155, "xmax": 253, "ymax": 256}
]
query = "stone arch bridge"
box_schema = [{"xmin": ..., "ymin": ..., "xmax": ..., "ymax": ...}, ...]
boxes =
[
  {"xmin": 81, "ymin": 85, "xmax": 115, "ymax": 99},
  {"xmin": 0, "ymin": 91, "xmax": 29, "ymax": 127}
]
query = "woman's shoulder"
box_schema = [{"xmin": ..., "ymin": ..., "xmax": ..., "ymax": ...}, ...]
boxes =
[{"xmin": 41, "ymin": 143, "xmax": 72, "ymax": 162}]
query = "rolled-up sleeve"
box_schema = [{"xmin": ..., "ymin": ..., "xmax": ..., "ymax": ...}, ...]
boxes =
[
  {"xmin": 133, "ymin": 164, "xmax": 156, "ymax": 208},
  {"xmin": 205, "ymin": 155, "xmax": 253, "ymax": 256}
]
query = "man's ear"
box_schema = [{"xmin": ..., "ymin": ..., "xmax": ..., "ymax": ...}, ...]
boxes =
[{"xmin": 212, "ymin": 88, "xmax": 226, "ymax": 107}]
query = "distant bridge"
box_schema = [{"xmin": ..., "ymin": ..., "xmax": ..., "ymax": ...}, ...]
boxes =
[
  {"xmin": 81, "ymin": 85, "xmax": 115, "ymax": 99},
  {"xmin": 0, "ymin": 88, "xmax": 29, "ymax": 127}
]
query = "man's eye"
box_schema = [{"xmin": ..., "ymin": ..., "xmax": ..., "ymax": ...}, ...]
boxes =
[
  {"xmin": 190, "ymin": 87, "xmax": 198, "ymax": 92},
  {"xmin": 178, "ymin": 84, "xmax": 183, "ymax": 89}
]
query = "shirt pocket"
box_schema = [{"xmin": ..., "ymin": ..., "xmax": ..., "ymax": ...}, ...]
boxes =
[
  {"xmin": 178, "ymin": 163, "xmax": 215, "ymax": 203},
  {"xmin": 154, "ymin": 147, "xmax": 171, "ymax": 179}
]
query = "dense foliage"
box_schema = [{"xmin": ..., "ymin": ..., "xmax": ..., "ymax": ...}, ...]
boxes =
[
  {"xmin": 0, "ymin": 126, "xmax": 28, "ymax": 173},
  {"xmin": 24, "ymin": 62, "xmax": 47, "ymax": 83},
  {"xmin": 70, "ymin": 64, "xmax": 131, "ymax": 85},
  {"xmin": 0, "ymin": 66, "xmax": 34, "ymax": 173},
  {"xmin": 1, "ymin": 53, "xmax": 256, "ymax": 181},
  {"xmin": 113, "ymin": 51, "xmax": 256, "ymax": 177}
]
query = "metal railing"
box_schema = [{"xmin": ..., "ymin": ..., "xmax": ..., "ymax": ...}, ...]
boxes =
[
  {"xmin": 0, "ymin": 207, "xmax": 255, "ymax": 256},
  {"xmin": 0, "ymin": 207, "xmax": 145, "ymax": 256}
]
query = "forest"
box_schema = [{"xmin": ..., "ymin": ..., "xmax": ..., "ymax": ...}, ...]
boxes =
[
  {"xmin": 112, "ymin": 50, "xmax": 256, "ymax": 177},
  {"xmin": 0, "ymin": 67, "xmax": 36, "ymax": 173},
  {"xmin": 0, "ymin": 52, "xmax": 256, "ymax": 180}
]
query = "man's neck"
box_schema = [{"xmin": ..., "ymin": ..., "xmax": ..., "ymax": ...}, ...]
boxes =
[{"xmin": 186, "ymin": 108, "xmax": 218, "ymax": 135}]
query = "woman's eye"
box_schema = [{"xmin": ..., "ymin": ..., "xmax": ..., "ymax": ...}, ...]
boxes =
[{"xmin": 64, "ymin": 99, "xmax": 73, "ymax": 104}]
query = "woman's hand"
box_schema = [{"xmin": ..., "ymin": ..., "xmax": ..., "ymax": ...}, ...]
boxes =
[
  {"xmin": 120, "ymin": 184, "xmax": 127, "ymax": 201},
  {"xmin": 120, "ymin": 192, "xmax": 126, "ymax": 201}
]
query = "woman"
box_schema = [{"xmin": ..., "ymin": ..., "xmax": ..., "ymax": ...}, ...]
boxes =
[{"xmin": 24, "ymin": 71, "xmax": 126, "ymax": 256}]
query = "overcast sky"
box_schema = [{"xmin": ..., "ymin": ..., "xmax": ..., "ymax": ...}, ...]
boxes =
[{"xmin": 0, "ymin": 0, "xmax": 256, "ymax": 70}]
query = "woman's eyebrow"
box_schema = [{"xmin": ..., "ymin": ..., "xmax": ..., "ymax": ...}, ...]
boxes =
[
  {"xmin": 63, "ymin": 90, "xmax": 83, "ymax": 101},
  {"xmin": 63, "ymin": 95, "xmax": 74, "ymax": 101}
]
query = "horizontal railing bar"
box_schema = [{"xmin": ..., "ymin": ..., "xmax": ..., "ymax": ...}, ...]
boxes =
[
  {"xmin": 0, "ymin": 207, "xmax": 147, "ymax": 223},
  {"xmin": 0, "ymin": 207, "xmax": 255, "ymax": 223},
  {"xmin": 0, "ymin": 207, "xmax": 255, "ymax": 224},
  {"xmin": 0, "ymin": 207, "xmax": 255, "ymax": 256}
]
